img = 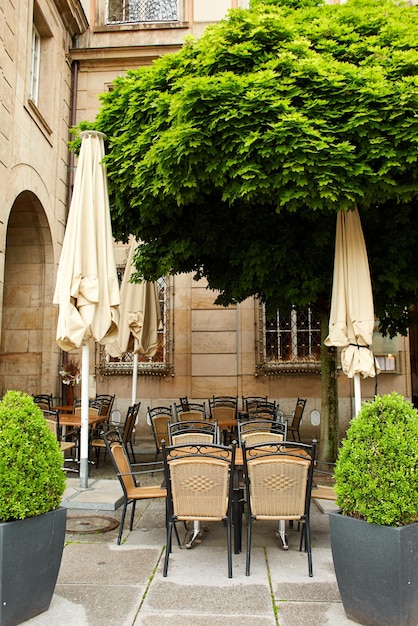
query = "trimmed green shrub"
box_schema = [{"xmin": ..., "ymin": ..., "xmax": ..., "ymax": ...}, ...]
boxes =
[
  {"xmin": 334, "ymin": 392, "xmax": 418, "ymax": 527},
  {"xmin": 0, "ymin": 390, "xmax": 66, "ymax": 522}
]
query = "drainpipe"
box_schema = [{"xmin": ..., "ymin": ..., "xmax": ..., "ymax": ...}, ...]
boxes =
[
  {"xmin": 67, "ymin": 59, "xmax": 79, "ymax": 216},
  {"xmin": 60, "ymin": 59, "xmax": 79, "ymax": 403}
]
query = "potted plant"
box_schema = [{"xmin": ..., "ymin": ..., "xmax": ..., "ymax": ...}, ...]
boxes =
[
  {"xmin": 0, "ymin": 391, "xmax": 67, "ymax": 626},
  {"xmin": 329, "ymin": 392, "xmax": 418, "ymax": 626}
]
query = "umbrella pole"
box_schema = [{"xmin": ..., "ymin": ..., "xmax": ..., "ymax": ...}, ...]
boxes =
[
  {"xmin": 132, "ymin": 339, "xmax": 138, "ymax": 405},
  {"xmin": 354, "ymin": 372, "xmax": 362, "ymax": 416},
  {"xmin": 79, "ymin": 342, "xmax": 90, "ymax": 489}
]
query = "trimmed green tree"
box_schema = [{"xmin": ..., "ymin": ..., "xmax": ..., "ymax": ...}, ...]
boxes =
[
  {"xmin": 0, "ymin": 391, "xmax": 66, "ymax": 522},
  {"xmin": 73, "ymin": 0, "xmax": 418, "ymax": 459},
  {"xmin": 335, "ymin": 392, "xmax": 418, "ymax": 526}
]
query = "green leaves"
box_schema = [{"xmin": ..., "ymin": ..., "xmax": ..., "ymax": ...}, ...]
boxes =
[
  {"xmin": 0, "ymin": 392, "xmax": 66, "ymax": 522},
  {"xmin": 335, "ymin": 393, "xmax": 418, "ymax": 526},
  {"xmin": 82, "ymin": 0, "xmax": 418, "ymax": 331}
]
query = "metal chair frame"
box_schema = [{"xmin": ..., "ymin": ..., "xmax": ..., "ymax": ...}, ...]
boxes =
[
  {"xmin": 162, "ymin": 440, "xmax": 236, "ymax": 578},
  {"xmin": 243, "ymin": 439, "xmax": 316, "ymax": 577},
  {"xmin": 148, "ymin": 406, "xmax": 174, "ymax": 462},
  {"xmin": 102, "ymin": 429, "xmax": 167, "ymax": 544},
  {"xmin": 285, "ymin": 398, "xmax": 307, "ymax": 442}
]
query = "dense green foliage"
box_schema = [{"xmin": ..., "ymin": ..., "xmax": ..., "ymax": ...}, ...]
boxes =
[
  {"xmin": 334, "ymin": 393, "xmax": 418, "ymax": 526},
  {"xmin": 74, "ymin": 0, "xmax": 418, "ymax": 335},
  {"xmin": 0, "ymin": 391, "xmax": 66, "ymax": 522}
]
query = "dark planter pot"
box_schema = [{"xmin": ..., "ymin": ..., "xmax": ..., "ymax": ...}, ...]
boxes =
[
  {"xmin": 0, "ymin": 507, "xmax": 67, "ymax": 626},
  {"xmin": 329, "ymin": 510, "xmax": 418, "ymax": 626}
]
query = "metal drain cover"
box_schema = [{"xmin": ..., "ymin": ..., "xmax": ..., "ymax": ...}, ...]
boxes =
[{"xmin": 66, "ymin": 515, "xmax": 119, "ymax": 534}]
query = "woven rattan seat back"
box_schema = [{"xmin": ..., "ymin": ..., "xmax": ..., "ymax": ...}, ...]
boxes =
[
  {"xmin": 122, "ymin": 403, "xmax": 140, "ymax": 446},
  {"xmin": 169, "ymin": 457, "xmax": 230, "ymax": 520},
  {"xmin": 169, "ymin": 420, "xmax": 217, "ymax": 445},
  {"xmin": 170, "ymin": 432, "xmax": 214, "ymax": 445},
  {"xmin": 176, "ymin": 410, "xmax": 205, "ymax": 422},
  {"xmin": 45, "ymin": 417, "xmax": 58, "ymax": 437},
  {"xmin": 150, "ymin": 412, "xmax": 172, "ymax": 461},
  {"xmin": 238, "ymin": 419, "xmax": 286, "ymax": 446},
  {"xmin": 210, "ymin": 405, "xmax": 236, "ymax": 421},
  {"xmin": 112, "ymin": 443, "xmax": 136, "ymax": 495},
  {"xmin": 209, "ymin": 397, "xmax": 237, "ymax": 419},
  {"xmin": 162, "ymin": 441, "xmax": 236, "ymax": 578},
  {"xmin": 243, "ymin": 439, "xmax": 316, "ymax": 577},
  {"xmin": 247, "ymin": 456, "xmax": 310, "ymax": 518},
  {"xmin": 241, "ymin": 431, "xmax": 284, "ymax": 446}
]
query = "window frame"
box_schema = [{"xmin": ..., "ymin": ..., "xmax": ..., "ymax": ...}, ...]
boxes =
[
  {"xmin": 256, "ymin": 301, "xmax": 322, "ymax": 375},
  {"xmin": 29, "ymin": 25, "xmax": 41, "ymax": 105},
  {"xmin": 106, "ymin": 0, "xmax": 180, "ymax": 25},
  {"xmin": 97, "ymin": 274, "xmax": 173, "ymax": 377}
]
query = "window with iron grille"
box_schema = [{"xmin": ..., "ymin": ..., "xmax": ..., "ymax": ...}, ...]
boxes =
[
  {"xmin": 107, "ymin": 0, "xmax": 179, "ymax": 24},
  {"xmin": 98, "ymin": 274, "xmax": 172, "ymax": 376},
  {"xmin": 257, "ymin": 304, "xmax": 322, "ymax": 374}
]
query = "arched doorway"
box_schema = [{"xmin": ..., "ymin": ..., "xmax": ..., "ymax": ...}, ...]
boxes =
[{"xmin": 0, "ymin": 191, "xmax": 57, "ymax": 397}]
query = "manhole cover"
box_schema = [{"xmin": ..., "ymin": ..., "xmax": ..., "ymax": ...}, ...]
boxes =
[{"xmin": 66, "ymin": 515, "xmax": 119, "ymax": 534}]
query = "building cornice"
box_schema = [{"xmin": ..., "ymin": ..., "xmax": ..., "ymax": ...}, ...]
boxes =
[
  {"xmin": 70, "ymin": 44, "xmax": 183, "ymax": 65},
  {"xmin": 53, "ymin": 0, "xmax": 89, "ymax": 37}
]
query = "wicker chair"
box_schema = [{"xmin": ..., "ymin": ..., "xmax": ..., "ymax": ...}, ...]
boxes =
[
  {"xmin": 95, "ymin": 394, "xmax": 115, "ymax": 418},
  {"xmin": 162, "ymin": 441, "xmax": 236, "ymax": 578},
  {"xmin": 43, "ymin": 409, "xmax": 76, "ymax": 470},
  {"xmin": 33, "ymin": 394, "xmax": 53, "ymax": 411},
  {"xmin": 173, "ymin": 402, "xmax": 207, "ymax": 422},
  {"xmin": 285, "ymin": 398, "xmax": 307, "ymax": 442},
  {"xmin": 243, "ymin": 439, "xmax": 316, "ymax": 577},
  {"xmin": 91, "ymin": 403, "xmax": 140, "ymax": 467},
  {"xmin": 103, "ymin": 429, "xmax": 167, "ymax": 545},
  {"xmin": 148, "ymin": 406, "xmax": 173, "ymax": 462},
  {"xmin": 168, "ymin": 420, "xmax": 218, "ymax": 445},
  {"xmin": 238, "ymin": 419, "xmax": 287, "ymax": 447},
  {"xmin": 242, "ymin": 395, "xmax": 268, "ymax": 411},
  {"xmin": 209, "ymin": 397, "xmax": 238, "ymax": 444}
]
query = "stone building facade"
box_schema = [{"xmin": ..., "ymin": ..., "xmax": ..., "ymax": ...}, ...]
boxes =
[{"xmin": 1, "ymin": 0, "xmax": 411, "ymax": 445}]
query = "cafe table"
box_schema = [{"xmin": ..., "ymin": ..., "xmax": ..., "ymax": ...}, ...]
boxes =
[
  {"xmin": 58, "ymin": 413, "xmax": 107, "ymax": 467},
  {"xmin": 58, "ymin": 412, "xmax": 107, "ymax": 427}
]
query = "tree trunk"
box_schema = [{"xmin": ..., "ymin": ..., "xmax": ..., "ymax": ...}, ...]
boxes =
[{"xmin": 319, "ymin": 311, "xmax": 339, "ymax": 463}]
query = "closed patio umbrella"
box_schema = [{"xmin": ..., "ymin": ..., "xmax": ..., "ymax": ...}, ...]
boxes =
[
  {"xmin": 53, "ymin": 130, "xmax": 120, "ymax": 487},
  {"xmin": 325, "ymin": 207, "xmax": 379, "ymax": 415},
  {"xmin": 106, "ymin": 237, "xmax": 162, "ymax": 404}
]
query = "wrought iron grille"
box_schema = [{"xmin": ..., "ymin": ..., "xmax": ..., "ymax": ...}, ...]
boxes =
[
  {"xmin": 98, "ymin": 275, "xmax": 172, "ymax": 376},
  {"xmin": 257, "ymin": 304, "xmax": 321, "ymax": 374},
  {"xmin": 107, "ymin": 0, "xmax": 178, "ymax": 24}
]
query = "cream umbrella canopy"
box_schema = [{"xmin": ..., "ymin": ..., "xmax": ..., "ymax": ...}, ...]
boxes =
[
  {"xmin": 53, "ymin": 130, "xmax": 120, "ymax": 487},
  {"xmin": 105, "ymin": 237, "xmax": 162, "ymax": 404},
  {"xmin": 325, "ymin": 207, "xmax": 379, "ymax": 415}
]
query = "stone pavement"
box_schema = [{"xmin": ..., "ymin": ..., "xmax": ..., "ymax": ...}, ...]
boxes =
[{"xmin": 23, "ymin": 461, "xmax": 357, "ymax": 626}]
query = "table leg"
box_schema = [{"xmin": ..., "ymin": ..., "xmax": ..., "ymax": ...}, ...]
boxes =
[{"xmin": 232, "ymin": 467, "xmax": 244, "ymax": 554}]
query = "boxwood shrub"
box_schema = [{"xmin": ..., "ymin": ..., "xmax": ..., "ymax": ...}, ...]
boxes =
[
  {"xmin": 334, "ymin": 392, "xmax": 418, "ymax": 526},
  {"xmin": 0, "ymin": 390, "xmax": 66, "ymax": 522}
]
